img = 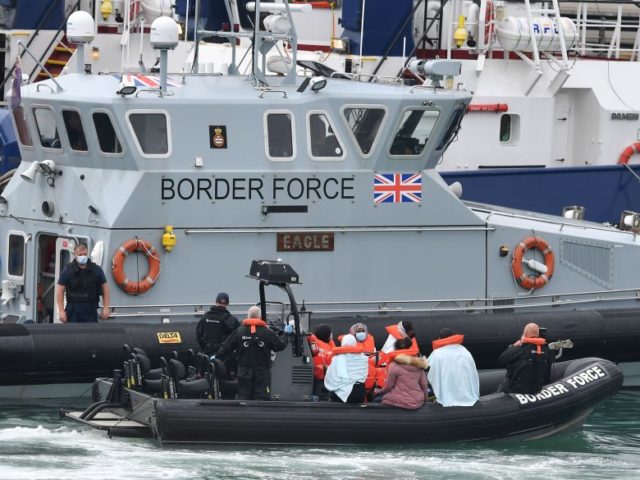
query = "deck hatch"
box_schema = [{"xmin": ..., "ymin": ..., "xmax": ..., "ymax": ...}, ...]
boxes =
[{"xmin": 560, "ymin": 239, "xmax": 613, "ymax": 288}]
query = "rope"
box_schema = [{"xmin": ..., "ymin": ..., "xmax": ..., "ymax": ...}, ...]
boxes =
[{"xmin": 60, "ymin": 383, "xmax": 95, "ymax": 409}]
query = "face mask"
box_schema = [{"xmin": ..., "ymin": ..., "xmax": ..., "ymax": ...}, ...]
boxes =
[
  {"xmin": 355, "ymin": 331, "xmax": 367, "ymax": 342},
  {"xmin": 76, "ymin": 255, "xmax": 89, "ymax": 265}
]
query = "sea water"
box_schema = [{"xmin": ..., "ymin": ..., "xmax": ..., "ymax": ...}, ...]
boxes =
[{"xmin": 1, "ymin": 392, "xmax": 639, "ymax": 480}]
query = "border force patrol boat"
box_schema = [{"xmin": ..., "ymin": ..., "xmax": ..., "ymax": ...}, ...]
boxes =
[{"xmin": 2, "ymin": 1, "xmax": 640, "ymax": 397}]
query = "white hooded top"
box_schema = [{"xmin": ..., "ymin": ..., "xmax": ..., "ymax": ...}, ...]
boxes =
[
  {"xmin": 323, "ymin": 334, "xmax": 368, "ymax": 402},
  {"xmin": 381, "ymin": 321, "xmax": 406, "ymax": 353},
  {"xmin": 427, "ymin": 344, "xmax": 480, "ymax": 407}
]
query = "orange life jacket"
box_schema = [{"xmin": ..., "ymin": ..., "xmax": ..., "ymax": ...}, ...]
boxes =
[
  {"xmin": 432, "ymin": 334, "xmax": 465, "ymax": 350},
  {"xmin": 385, "ymin": 342, "xmax": 420, "ymax": 362},
  {"xmin": 522, "ymin": 336, "xmax": 546, "ymax": 354},
  {"xmin": 242, "ymin": 318, "xmax": 267, "ymax": 333},
  {"xmin": 385, "ymin": 324, "xmax": 404, "ymax": 339},
  {"xmin": 308, "ymin": 334, "xmax": 336, "ymax": 380},
  {"xmin": 337, "ymin": 333, "xmax": 376, "ymax": 353}
]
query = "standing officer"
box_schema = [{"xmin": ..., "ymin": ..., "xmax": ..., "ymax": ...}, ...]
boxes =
[
  {"xmin": 55, "ymin": 242, "xmax": 110, "ymax": 323},
  {"xmin": 216, "ymin": 305, "xmax": 291, "ymax": 400},
  {"xmin": 196, "ymin": 292, "xmax": 240, "ymax": 355}
]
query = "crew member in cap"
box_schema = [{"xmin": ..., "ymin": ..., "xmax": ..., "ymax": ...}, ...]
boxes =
[{"xmin": 197, "ymin": 292, "xmax": 240, "ymax": 358}]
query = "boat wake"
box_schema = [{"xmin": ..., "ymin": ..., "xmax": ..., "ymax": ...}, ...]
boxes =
[{"xmin": 0, "ymin": 411, "xmax": 638, "ymax": 480}]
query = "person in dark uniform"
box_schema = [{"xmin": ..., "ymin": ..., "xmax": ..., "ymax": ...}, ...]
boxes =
[
  {"xmin": 498, "ymin": 323, "xmax": 553, "ymax": 394},
  {"xmin": 55, "ymin": 242, "xmax": 110, "ymax": 323},
  {"xmin": 216, "ymin": 305, "xmax": 291, "ymax": 400},
  {"xmin": 196, "ymin": 292, "xmax": 239, "ymax": 355}
]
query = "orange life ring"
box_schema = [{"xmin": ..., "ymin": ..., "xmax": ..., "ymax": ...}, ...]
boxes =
[
  {"xmin": 617, "ymin": 142, "xmax": 640, "ymax": 164},
  {"xmin": 112, "ymin": 239, "xmax": 161, "ymax": 295},
  {"xmin": 511, "ymin": 236, "xmax": 555, "ymax": 290}
]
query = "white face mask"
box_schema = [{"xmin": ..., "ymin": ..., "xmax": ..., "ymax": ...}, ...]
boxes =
[
  {"xmin": 355, "ymin": 331, "xmax": 367, "ymax": 342},
  {"xmin": 76, "ymin": 255, "xmax": 89, "ymax": 265}
]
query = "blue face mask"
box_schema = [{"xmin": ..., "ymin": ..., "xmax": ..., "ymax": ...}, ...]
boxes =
[
  {"xmin": 355, "ymin": 331, "xmax": 367, "ymax": 342},
  {"xmin": 76, "ymin": 255, "xmax": 89, "ymax": 265}
]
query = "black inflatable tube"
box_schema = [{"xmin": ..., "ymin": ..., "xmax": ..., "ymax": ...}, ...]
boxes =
[
  {"xmin": 151, "ymin": 358, "xmax": 622, "ymax": 445},
  {"xmin": 1, "ymin": 306, "xmax": 639, "ymax": 387},
  {"xmin": 310, "ymin": 308, "xmax": 640, "ymax": 368},
  {"xmin": 0, "ymin": 322, "xmax": 198, "ymax": 385}
]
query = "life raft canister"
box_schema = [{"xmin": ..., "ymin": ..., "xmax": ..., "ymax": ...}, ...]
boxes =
[
  {"xmin": 112, "ymin": 239, "xmax": 161, "ymax": 295},
  {"xmin": 511, "ymin": 236, "xmax": 555, "ymax": 290},
  {"xmin": 617, "ymin": 142, "xmax": 640, "ymax": 164}
]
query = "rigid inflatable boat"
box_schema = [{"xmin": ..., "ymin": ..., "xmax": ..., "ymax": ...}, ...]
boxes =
[
  {"xmin": 63, "ymin": 268, "xmax": 623, "ymax": 444},
  {"xmin": 65, "ymin": 356, "xmax": 622, "ymax": 445}
]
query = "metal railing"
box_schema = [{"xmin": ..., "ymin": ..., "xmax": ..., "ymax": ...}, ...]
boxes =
[
  {"xmin": 28, "ymin": 0, "xmax": 84, "ymax": 81},
  {"xmin": 105, "ymin": 285, "xmax": 640, "ymax": 320},
  {"xmin": 0, "ymin": 0, "xmax": 81, "ymax": 94}
]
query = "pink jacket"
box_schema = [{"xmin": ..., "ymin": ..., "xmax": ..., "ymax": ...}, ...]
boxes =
[{"xmin": 378, "ymin": 354, "xmax": 428, "ymax": 410}]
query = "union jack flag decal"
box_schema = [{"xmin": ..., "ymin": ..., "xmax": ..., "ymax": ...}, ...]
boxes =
[
  {"xmin": 373, "ymin": 172, "xmax": 422, "ymax": 204},
  {"xmin": 118, "ymin": 74, "xmax": 181, "ymax": 88}
]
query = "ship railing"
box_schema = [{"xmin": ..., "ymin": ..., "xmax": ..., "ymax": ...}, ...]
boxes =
[
  {"xmin": 0, "ymin": 0, "xmax": 82, "ymax": 96},
  {"xmin": 106, "ymin": 286, "xmax": 640, "ymax": 320},
  {"xmin": 571, "ymin": 1, "xmax": 640, "ymax": 60}
]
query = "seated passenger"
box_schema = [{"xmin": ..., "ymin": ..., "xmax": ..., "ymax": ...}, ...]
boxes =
[
  {"xmin": 346, "ymin": 322, "xmax": 376, "ymax": 353},
  {"xmin": 427, "ymin": 328, "xmax": 479, "ymax": 407},
  {"xmin": 498, "ymin": 323, "xmax": 553, "ymax": 394},
  {"xmin": 381, "ymin": 320, "xmax": 418, "ymax": 354},
  {"xmin": 324, "ymin": 334, "xmax": 368, "ymax": 404},
  {"xmin": 375, "ymin": 338, "xmax": 428, "ymax": 410},
  {"xmin": 308, "ymin": 324, "xmax": 335, "ymax": 398},
  {"xmin": 376, "ymin": 326, "xmax": 420, "ymax": 389}
]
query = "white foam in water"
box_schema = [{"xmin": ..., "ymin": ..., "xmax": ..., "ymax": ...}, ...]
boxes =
[{"xmin": 1, "ymin": 397, "xmax": 639, "ymax": 480}]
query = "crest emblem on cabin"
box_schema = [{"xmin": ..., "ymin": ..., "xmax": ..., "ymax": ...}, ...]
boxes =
[{"xmin": 209, "ymin": 125, "xmax": 227, "ymax": 149}]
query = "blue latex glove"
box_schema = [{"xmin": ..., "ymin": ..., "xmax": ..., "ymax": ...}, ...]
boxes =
[
  {"xmin": 284, "ymin": 324, "xmax": 293, "ymax": 334},
  {"xmin": 209, "ymin": 355, "xmax": 216, "ymax": 361}
]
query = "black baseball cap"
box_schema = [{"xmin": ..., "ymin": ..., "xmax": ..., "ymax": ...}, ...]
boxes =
[{"xmin": 216, "ymin": 292, "xmax": 230, "ymax": 304}]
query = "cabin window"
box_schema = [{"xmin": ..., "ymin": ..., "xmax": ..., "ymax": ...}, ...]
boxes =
[
  {"xmin": 266, "ymin": 112, "xmax": 295, "ymax": 160},
  {"xmin": 93, "ymin": 112, "xmax": 123, "ymax": 154},
  {"xmin": 500, "ymin": 114, "xmax": 520, "ymax": 143},
  {"xmin": 33, "ymin": 107, "xmax": 61, "ymax": 150},
  {"xmin": 127, "ymin": 112, "xmax": 170, "ymax": 156},
  {"xmin": 308, "ymin": 113, "xmax": 344, "ymax": 160},
  {"xmin": 390, "ymin": 109, "xmax": 439, "ymax": 156},
  {"xmin": 342, "ymin": 107, "xmax": 386, "ymax": 156},
  {"xmin": 7, "ymin": 232, "xmax": 25, "ymax": 278},
  {"xmin": 437, "ymin": 105, "xmax": 466, "ymax": 151},
  {"xmin": 62, "ymin": 110, "xmax": 88, "ymax": 152},
  {"xmin": 12, "ymin": 106, "xmax": 33, "ymax": 147}
]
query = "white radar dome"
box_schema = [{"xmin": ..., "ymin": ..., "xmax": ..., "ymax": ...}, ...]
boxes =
[
  {"xmin": 150, "ymin": 16, "xmax": 179, "ymax": 49},
  {"xmin": 67, "ymin": 11, "xmax": 95, "ymax": 44}
]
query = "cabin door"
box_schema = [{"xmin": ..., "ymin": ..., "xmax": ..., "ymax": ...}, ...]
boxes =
[
  {"xmin": 52, "ymin": 237, "xmax": 76, "ymax": 323},
  {"xmin": 35, "ymin": 234, "xmax": 59, "ymax": 323}
]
